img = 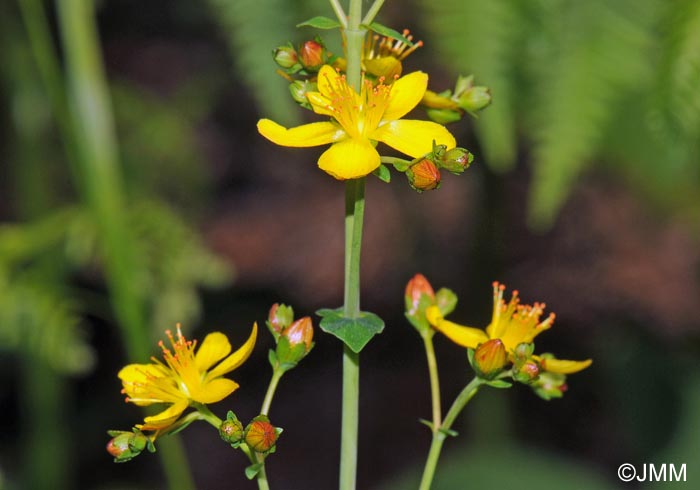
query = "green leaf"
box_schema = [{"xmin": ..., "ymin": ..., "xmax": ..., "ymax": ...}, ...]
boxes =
[
  {"xmin": 373, "ymin": 164, "xmax": 391, "ymax": 183},
  {"xmin": 316, "ymin": 308, "xmax": 385, "ymax": 353},
  {"xmin": 418, "ymin": 418, "xmax": 434, "ymax": 431},
  {"xmin": 438, "ymin": 427, "xmax": 459, "ymax": 437},
  {"xmin": 245, "ymin": 463, "xmax": 263, "ymax": 479},
  {"xmin": 297, "ymin": 16, "xmax": 342, "ymax": 29},
  {"xmin": 363, "ymin": 22, "xmax": 414, "ymax": 46},
  {"xmin": 484, "ymin": 379, "xmax": 513, "ymax": 389}
]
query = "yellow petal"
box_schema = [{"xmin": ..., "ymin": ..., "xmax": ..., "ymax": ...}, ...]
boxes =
[
  {"xmin": 207, "ymin": 323, "xmax": 258, "ymax": 379},
  {"xmin": 306, "ymin": 92, "xmax": 335, "ymax": 116},
  {"xmin": 318, "ymin": 139, "xmax": 380, "ymax": 180},
  {"xmin": 426, "ymin": 306, "xmax": 489, "ymax": 349},
  {"xmin": 257, "ymin": 119, "xmax": 343, "ymax": 147},
  {"xmin": 316, "ymin": 64, "xmax": 345, "ymax": 98},
  {"xmin": 422, "ymin": 89, "xmax": 459, "ymax": 110},
  {"xmin": 195, "ymin": 332, "xmax": 231, "ymax": 373},
  {"xmin": 138, "ymin": 399, "xmax": 189, "ymax": 430},
  {"xmin": 191, "ymin": 378, "xmax": 239, "ymax": 404},
  {"xmin": 364, "ymin": 57, "xmax": 402, "ymax": 80},
  {"xmin": 382, "ymin": 71, "xmax": 428, "ymax": 121},
  {"xmin": 118, "ymin": 363, "xmax": 163, "ymax": 384},
  {"xmin": 372, "ymin": 120, "xmax": 456, "ymax": 159},
  {"xmin": 541, "ymin": 358, "xmax": 592, "ymax": 374}
]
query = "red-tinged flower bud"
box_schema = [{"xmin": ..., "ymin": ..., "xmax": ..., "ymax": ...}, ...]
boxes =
[
  {"xmin": 106, "ymin": 430, "xmax": 148, "ymax": 462},
  {"xmin": 245, "ymin": 415, "xmax": 280, "ymax": 454},
  {"xmin": 439, "ymin": 147, "xmax": 474, "ymax": 175},
  {"xmin": 514, "ymin": 360, "xmax": 540, "ymax": 384},
  {"xmin": 267, "ymin": 303, "xmax": 294, "ymax": 338},
  {"xmin": 405, "ymin": 274, "xmax": 435, "ymax": 316},
  {"xmin": 273, "ymin": 45, "xmax": 298, "ymax": 69},
  {"xmin": 283, "ymin": 316, "xmax": 314, "ymax": 352},
  {"xmin": 299, "ymin": 40, "xmax": 325, "ymax": 70},
  {"xmin": 472, "ymin": 339, "xmax": 508, "ymax": 379},
  {"xmin": 106, "ymin": 433, "xmax": 131, "ymax": 458},
  {"xmin": 220, "ymin": 417, "xmax": 244, "ymax": 444},
  {"xmin": 407, "ymin": 159, "xmax": 441, "ymax": 192}
]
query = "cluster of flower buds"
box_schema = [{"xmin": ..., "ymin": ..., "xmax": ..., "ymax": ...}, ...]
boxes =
[
  {"xmin": 220, "ymin": 411, "xmax": 282, "ymax": 454},
  {"xmin": 422, "ymin": 75, "xmax": 492, "ymax": 124},
  {"xmin": 267, "ymin": 303, "xmax": 314, "ymax": 370},
  {"xmin": 404, "ymin": 143, "xmax": 474, "ymax": 192},
  {"xmin": 106, "ymin": 429, "xmax": 154, "ymax": 463},
  {"xmin": 273, "ymin": 37, "xmax": 333, "ymax": 75}
]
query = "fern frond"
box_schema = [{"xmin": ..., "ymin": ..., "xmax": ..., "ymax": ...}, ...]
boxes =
[
  {"xmin": 206, "ymin": 0, "xmax": 302, "ymax": 124},
  {"xmin": 527, "ymin": 0, "xmax": 657, "ymax": 228},
  {"xmin": 420, "ymin": 0, "xmax": 524, "ymax": 171}
]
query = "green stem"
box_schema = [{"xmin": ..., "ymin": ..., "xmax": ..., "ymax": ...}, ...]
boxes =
[
  {"xmin": 261, "ymin": 368, "xmax": 284, "ymax": 416},
  {"xmin": 329, "ymin": 0, "xmax": 347, "ymax": 27},
  {"xmin": 361, "ymin": 0, "xmax": 386, "ymax": 25},
  {"xmin": 421, "ymin": 332, "xmax": 442, "ymax": 431},
  {"xmin": 418, "ymin": 377, "xmax": 483, "ymax": 490}
]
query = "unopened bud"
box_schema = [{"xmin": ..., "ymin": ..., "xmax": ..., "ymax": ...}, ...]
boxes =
[
  {"xmin": 405, "ymin": 274, "xmax": 435, "ymax": 316},
  {"xmin": 245, "ymin": 415, "xmax": 281, "ymax": 454},
  {"xmin": 438, "ymin": 147, "xmax": 474, "ymax": 175},
  {"xmin": 273, "ymin": 45, "xmax": 298, "ymax": 69},
  {"xmin": 299, "ymin": 40, "xmax": 325, "ymax": 70},
  {"xmin": 532, "ymin": 371, "xmax": 568, "ymax": 400},
  {"xmin": 267, "ymin": 303, "xmax": 294, "ymax": 339},
  {"xmin": 106, "ymin": 430, "xmax": 148, "ymax": 462},
  {"xmin": 283, "ymin": 317, "xmax": 314, "ymax": 352},
  {"xmin": 472, "ymin": 339, "xmax": 508, "ymax": 379},
  {"xmin": 514, "ymin": 360, "xmax": 540, "ymax": 384},
  {"xmin": 407, "ymin": 159, "xmax": 441, "ymax": 192},
  {"xmin": 457, "ymin": 86, "xmax": 491, "ymax": 113},
  {"xmin": 289, "ymin": 80, "xmax": 317, "ymax": 110},
  {"xmin": 513, "ymin": 342, "xmax": 535, "ymax": 360},
  {"xmin": 220, "ymin": 416, "xmax": 245, "ymax": 445}
]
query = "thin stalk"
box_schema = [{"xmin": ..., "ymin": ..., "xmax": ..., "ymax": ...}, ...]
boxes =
[
  {"xmin": 418, "ymin": 377, "xmax": 483, "ymax": 490},
  {"xmin": 329, "ymin": 0, "xmax": 348, "ymax": 28},
  {"xmin": 260, "ymin": 368, "xmax": 284, "ymax": 416},
  {"xmin": 421, "ymin": 332, "xmax": 442, "ymax": 430},
  {"xmin": 361, "ymin": 0, "xmax": 386, "ymax": 26},
  {"xmin": 54, "ymin": 1, "xmax": 194, "ymax": 488}
]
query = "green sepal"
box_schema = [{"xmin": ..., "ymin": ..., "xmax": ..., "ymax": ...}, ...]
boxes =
[
  {"xmin": 145, "ymin": 438, "xmax": 156, "ymax": 453},
  {"xmin": 467, "ymin": 348, "xmax": 476, "ymax": 369},
  {"xmin": 484, "ymin": 379, "xmax": 513, "ymax": 389},
  {"xmin": 167, "ymin": 418, "xmax": 194, "ymax": 436},
  {"xmin": 425, "ymin": 108, "xmax": 463, "ymax": 124},
  {"xmin": 435, "ymin": 288, "xmax": 458, "ymax": 316},
  {"xmin": 274, "ymin": 335, "xmax": 304, "ymax": 370},
  {"xmin": 392, "ymin": 160, "xmax": 411, "ymax": 172},
  {"xmin": 373, "ymin": 164, "xmax": 391, "ymax": 183},
  {"xmin": 268, "ymin": 349, "xmax": 278, "ymax": 369},
  {"xmin": 418, "ymin": 418, "xmax": 434, "ymax": 431},
  {"xmin": 245, "ymin": 463, "xmax": 264, "ymax": 479},
  {"xmin": 438, "ymin": 427, "xmax": 458, "ymax": 437},
  {"xmin": 297, "ymin": 16, "xmax": 342, "ymax": 29},
  {"xmin": 316, "ymin": 307, "xmax": 385, "ymax": 353},
  {"xmin": 404, "ymin": 289, "xmax": 435, "ymax": 335},
  {"xmin": 362, "ymin": 22, "xmax": 413, "ymax": 46},
  {"xmin": 107, "ymin": 430, "xmax": 129, "ymax": 437}
]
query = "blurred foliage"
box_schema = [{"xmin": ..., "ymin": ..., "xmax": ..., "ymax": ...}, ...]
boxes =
[{"xmin": 418, "ymin": 0, "xmax": 700, "ymax": 228}]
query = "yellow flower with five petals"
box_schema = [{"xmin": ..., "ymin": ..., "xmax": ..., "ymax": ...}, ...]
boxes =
[
  {"xmin": 119, "ymin": 324, "xmax": 257, "ymax": 431},
  {"xmin": 257, "ymin": 65, "xmax": 456, "ymax": 180},
  {"xmin": 426, "ymin": 282, "xmax": 591, "ymax": 375}
]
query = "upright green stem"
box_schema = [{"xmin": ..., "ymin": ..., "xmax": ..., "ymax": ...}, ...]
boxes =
[
  {"xmin": 418, "ymin": 377, "xmax": 483, "ymax": 490},
  {"xmin": 339, "ymin": 1, "xmax": 367, "ymax": 487},
  {"xmin": 421, "ymin": 332, "xmax": 442, "ymax": 430},
  {"xmin": 361, "ymin": 0, "xmax": 386, "ymax": 25},
  {"xmin": 261, "ymin": 368, "xmax": 284, "ymax": 416}
]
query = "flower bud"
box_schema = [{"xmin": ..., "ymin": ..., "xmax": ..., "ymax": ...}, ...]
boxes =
[
  {"xmin": 405, "ymin": 274, "xmax": 436, "ymax": 316},
  {"xmin": 267, "ymin": 303, "xmax": 294, "ymax": 339},
  {"xmin": 283, "ymin": 316, "xmax": 314, "ymax": 352},
  {"xmin": 438, "ymin": 147, "xmax": 474, "ymax": 175},
  {"xmin": 273, "ymin": 45, "xmax": 298, "ymax": 69},
  {"xmin": 406, "ymin": 159, "xmax": 441, "ymax": 192},
  {"xmin": 532, "ymin": 371, "xmax": 568, "ymax": 400},
  {"xmin": 245, "ymin": 415, "xmax": 281, "ymax": 454},
  {"xmin": 514, "ymin": 360, "xmax": 540, "ymax": 384},
  {"xmin": 289, "ymin": 80, "xmax": 317, "ymax": 110},
  {"xmin": 457, "ymin": 86, "xmax": 492, "ymax": 113},
  {"xmin": 106, "ymin": 430, "xmax": 148, "ymax": 462},
  {"xmin": 299, "ymin": 40, "xmax": 325, "ymax": 70},
  {"xmin": 472, "ymin": 339, "xmax": 508, "ymax": 379},
  {"xmin": 220, "ymin": 417, "xmax": 245, "ymax": 445}
]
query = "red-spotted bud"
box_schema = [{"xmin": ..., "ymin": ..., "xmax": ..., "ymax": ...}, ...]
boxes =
[
  {"xmin": 273, "ymin": 45, "xmax": 298, "ymax": 69},
  {"xmin": 106, "ymin": 430, "xmax": 149, "ymax": 463},
  {"xmin": 405, "ymin": 274, "xmax": 435, "ymax": 316},
  {"xmin": 472, "ymin": 339, "xmax": 508, "ymax": 379},
  {"xmin": 267, "ymin": 303, "xmax": 294, "ymax": 339},
  {"xmin": 283, "ymin": 317, "xmax": 314, "ymax": 352},
  {"xmin": 407, "ymin": 159, "xmax": 441, "ymax": 192},
  {"xmin": 438, "ymin": 147, "xmax": 474, "ymax": 175},
  {"xmin": 514, "ymin": 360, "xmax": 540, "ymax": 384},
  {"xmin": 245, "ymin": 415, "xmax": 281, "ymax": 454},
  {"xmin": 299, "ymin": 40, "xmax": 325, "ymax": 70}
]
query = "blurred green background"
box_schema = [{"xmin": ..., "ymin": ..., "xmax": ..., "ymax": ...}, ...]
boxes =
[{"xmin": 1, "ymin": 0, "xmax": 699, "ymax": 489}]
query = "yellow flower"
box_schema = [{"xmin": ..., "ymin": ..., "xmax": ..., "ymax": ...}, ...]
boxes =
[
  {"xmin": 257, "ymin": 65, "xmax": 456, "ymax": 180},
  {"xmin": 426, "ymin": 282, "xmax": 591, "ymax": 374},
  {"xmin": 119, "ymin": 324, "xmax": 257, "ymax": 430}
]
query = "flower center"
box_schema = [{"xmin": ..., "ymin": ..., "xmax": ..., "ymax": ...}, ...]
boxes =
[{"xmin": 324, "ymin": 72, "xmax": 393, "ymax": 139}]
